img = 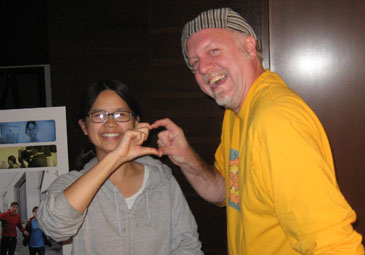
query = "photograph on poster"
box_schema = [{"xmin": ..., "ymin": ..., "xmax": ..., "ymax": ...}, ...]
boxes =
[
  {"xmin": 0, "ymin": 107, "xmax": 69, "ymax": 254},
  {"xmin": 0, "ymin": 120, "xmax": 56, "ymax": 144},
  {"xmin": 0, "ymin": 168, "xmax": 64, "ymax": 254},
  {"xmin": 0, "ymin": 145, "xmax": 57, "ymax": 169}
]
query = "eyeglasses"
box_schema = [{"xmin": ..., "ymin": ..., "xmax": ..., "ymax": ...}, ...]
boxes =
[{"xmin": 87, "ymin": 110, "xmax": 134, "ymax": 123}]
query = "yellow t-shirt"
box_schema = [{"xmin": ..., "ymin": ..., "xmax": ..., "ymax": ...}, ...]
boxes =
[{"xmin": 214, "ymin": 70, "xmax": 364, "ymax": 254}]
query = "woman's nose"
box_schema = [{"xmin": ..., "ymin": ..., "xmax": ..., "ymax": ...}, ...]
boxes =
[{"xmin": 105, "ymin": 114, "xmax": 117, "ymax": 126}]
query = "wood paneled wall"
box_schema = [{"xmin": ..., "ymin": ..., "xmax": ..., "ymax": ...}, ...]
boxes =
[{"xmin": 269, "ymin": 0, "xmax": 365, "ymax": 240}]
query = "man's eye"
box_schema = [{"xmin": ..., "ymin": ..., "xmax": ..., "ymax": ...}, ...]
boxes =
[
  {"xmin": 190, "ymin": 60, "xmax": 199, "ymax": 69},
  {"xmin": 210, "ymin": 49, "xmax": 218, "ymax": 54}
]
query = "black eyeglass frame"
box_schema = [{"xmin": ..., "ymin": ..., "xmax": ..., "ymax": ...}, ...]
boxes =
[{"xmin": 86, "ymin": 110, "xmax": 134, "ymax": 123}]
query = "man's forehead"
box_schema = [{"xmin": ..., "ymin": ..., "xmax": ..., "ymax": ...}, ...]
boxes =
[
  {"xmin": 191, "ymin": 27, "xmax": 230, "ymax": 39},
  {"xmin": 187, "ymin": 29, "xmax": 229, "ymax": 47},
  {"xmin": 186, "ymin": 29, "xmax": 235, "ymax": 57}
]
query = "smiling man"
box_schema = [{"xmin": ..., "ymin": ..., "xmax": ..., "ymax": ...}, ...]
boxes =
[{"xmin": 152, "ymin": 7, "xmax": 364, "ymax": 255}]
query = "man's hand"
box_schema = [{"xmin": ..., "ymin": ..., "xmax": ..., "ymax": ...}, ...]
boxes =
[
  {"xmin": 152, "ymin": 118, "xmax": 226, "ymax": 204},
  {"xmin": 152, "ymin": 118, "xmax": 194, "ymax": 166}
]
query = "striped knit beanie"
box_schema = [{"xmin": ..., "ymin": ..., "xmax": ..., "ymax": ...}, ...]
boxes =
[{"xmin": 181, "ymin": 7, "xmax": 260, "ymax": 71}]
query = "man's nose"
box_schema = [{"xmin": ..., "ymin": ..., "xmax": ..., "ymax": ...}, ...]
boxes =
[{"xmin": 199, "ymin": 58, "xmax": 214, "ymax": 74}]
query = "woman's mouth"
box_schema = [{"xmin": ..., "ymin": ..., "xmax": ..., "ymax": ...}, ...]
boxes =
[{"xmin": 101, "ymin": 133, "xmax": 120, "ymax": 138}]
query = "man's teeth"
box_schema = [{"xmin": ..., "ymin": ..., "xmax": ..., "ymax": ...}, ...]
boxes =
[{"xmin": 209, "ymin": 74, "xmax": 226, "ymax": 85}]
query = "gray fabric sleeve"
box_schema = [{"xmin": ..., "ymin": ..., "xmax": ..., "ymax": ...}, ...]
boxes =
[
  {"xmin": 169, "ymin": 174, "xmax": 204, "ymax": 255},
  {"xmin": 37, "ymin": 171, "xmax": 87, "ymax": 242}
]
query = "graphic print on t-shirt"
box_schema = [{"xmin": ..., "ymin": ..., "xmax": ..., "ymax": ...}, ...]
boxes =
[{"xmin": 228, "ymin": 148, "xmax": 240, "ymax": 211}]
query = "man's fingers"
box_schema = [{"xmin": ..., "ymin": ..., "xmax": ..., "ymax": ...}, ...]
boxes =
[
  {"xmin": 152, "ymin": 118, "xmax": 177, "ymax": 131},
  {"xmin": 157, "ymin": 130, "xmax": 172, "ymax": 145},
  {"xmin": 157, "ymin": 139, "xmax": 166, "ymax": 148}
]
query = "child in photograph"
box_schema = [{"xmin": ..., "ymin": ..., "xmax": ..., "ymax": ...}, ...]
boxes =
[{"xmin": 7, "ymin": 155, "xmax": 20, "ymax": 168}]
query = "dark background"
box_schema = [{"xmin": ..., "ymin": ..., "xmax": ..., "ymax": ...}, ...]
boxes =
[
  {"xmin": 1, "ymin": 0, "xmax": 364, "ymax": 253},
  {"xmin": 1, "ymin": 1, "xmax": 263, "ymax": 253}
]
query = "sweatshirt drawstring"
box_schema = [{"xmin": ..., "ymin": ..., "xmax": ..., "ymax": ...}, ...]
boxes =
[
  {"xmin": 113, "ymin": 186, "xmax": 122, "ymax": 236},
  {"xmin": 146, "ymin": 188, "xmax": 151, "ymax": 223}
]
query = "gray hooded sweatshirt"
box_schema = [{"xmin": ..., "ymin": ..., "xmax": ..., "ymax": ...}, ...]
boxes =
[{"xmin": 38, "ymin": 156, "xmax": 203, "ymax": 255}]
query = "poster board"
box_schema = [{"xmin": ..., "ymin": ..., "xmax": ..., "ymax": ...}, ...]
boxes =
[{"xmin": 0, "ymin": 106, "xmax": 71, "ymax": 254}]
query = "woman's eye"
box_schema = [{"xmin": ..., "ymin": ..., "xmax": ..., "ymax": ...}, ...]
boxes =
[{"xmin": 96, "ymin": 113, "xmax": 105, "ymax": 119}]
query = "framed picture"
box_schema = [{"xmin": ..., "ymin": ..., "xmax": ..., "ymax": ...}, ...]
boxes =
[{"xmin": 0, "ymin": 64, "xmax": 52, "ymax": 109}]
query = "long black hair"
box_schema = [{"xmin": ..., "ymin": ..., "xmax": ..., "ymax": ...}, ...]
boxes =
[{"xmin": 75, "ymin": 79, "xmax": 142, "ymax": 169}]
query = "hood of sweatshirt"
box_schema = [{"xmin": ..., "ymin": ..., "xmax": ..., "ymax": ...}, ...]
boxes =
[
  {"xmin": 81, "ymin": 155, "xmax": 173, "ymax": 192},
  {"xmin": 80, "ymin": 155, "xmax": 175, "ymax": 227}
]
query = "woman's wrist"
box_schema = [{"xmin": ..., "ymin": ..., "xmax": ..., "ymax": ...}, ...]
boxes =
[{"xmin": 103, "ymin": 151, "xmax": 128, "ymax": 170}]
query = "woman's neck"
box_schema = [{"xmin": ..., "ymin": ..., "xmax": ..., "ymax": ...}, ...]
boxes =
[{"xmin": 109, "ymin": 161, "xmax": 145, "ymax": 197}]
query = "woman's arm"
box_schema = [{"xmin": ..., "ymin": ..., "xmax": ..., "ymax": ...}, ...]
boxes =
[
  {"xmin": 64, "ymin": 123, "xmax": 158, "ymax": 212},
  {"xmin": 38, "ymin": 123, "xmax": 158, "ymax": 241}
]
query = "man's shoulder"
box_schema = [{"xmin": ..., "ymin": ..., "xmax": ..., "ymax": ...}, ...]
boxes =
[
  {"xmin": 0, "ymin": 210, "xmax": 10, "ymax": 217},
  {"xmin": 0, "ymin": 211, "xmax": 6, "ymax": 219}
]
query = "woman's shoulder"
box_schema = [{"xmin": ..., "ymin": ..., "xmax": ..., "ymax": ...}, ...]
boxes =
[{"xmin": 47, "ymin": 170, "xmax": 84, "ymax": 192}]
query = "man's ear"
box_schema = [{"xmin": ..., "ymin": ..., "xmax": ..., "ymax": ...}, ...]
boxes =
[
  {"xmin": 78, "ymin": 119, "xmax": 88, "ymax": 136},
  {"xmin": 244, "ymin": 35, "xmax": 257, "ymax": 58}
]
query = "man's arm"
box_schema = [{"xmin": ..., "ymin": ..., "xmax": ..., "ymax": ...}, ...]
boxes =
[{"xmin": 152, "ymin": 118, "xmax": 225, "ymax": 204}]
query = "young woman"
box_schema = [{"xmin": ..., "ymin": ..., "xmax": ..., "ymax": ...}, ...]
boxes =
[{"xmin": 38, "ymin": 80, "xmax": 203, "ymax": 255}]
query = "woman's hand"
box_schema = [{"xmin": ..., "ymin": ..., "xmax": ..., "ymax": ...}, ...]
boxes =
[
  {"xmin": 112, "ymin": 122, "xmax": 159, "ymax": 165},
  {"xmin": 64, "ymin": 122, "xmax": 159, "ymax": 212}
]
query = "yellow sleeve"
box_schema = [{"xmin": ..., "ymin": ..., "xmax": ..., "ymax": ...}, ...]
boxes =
[{"xmin": 214, "ymin": 142, "xmax": 224, "ymax": 176}]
